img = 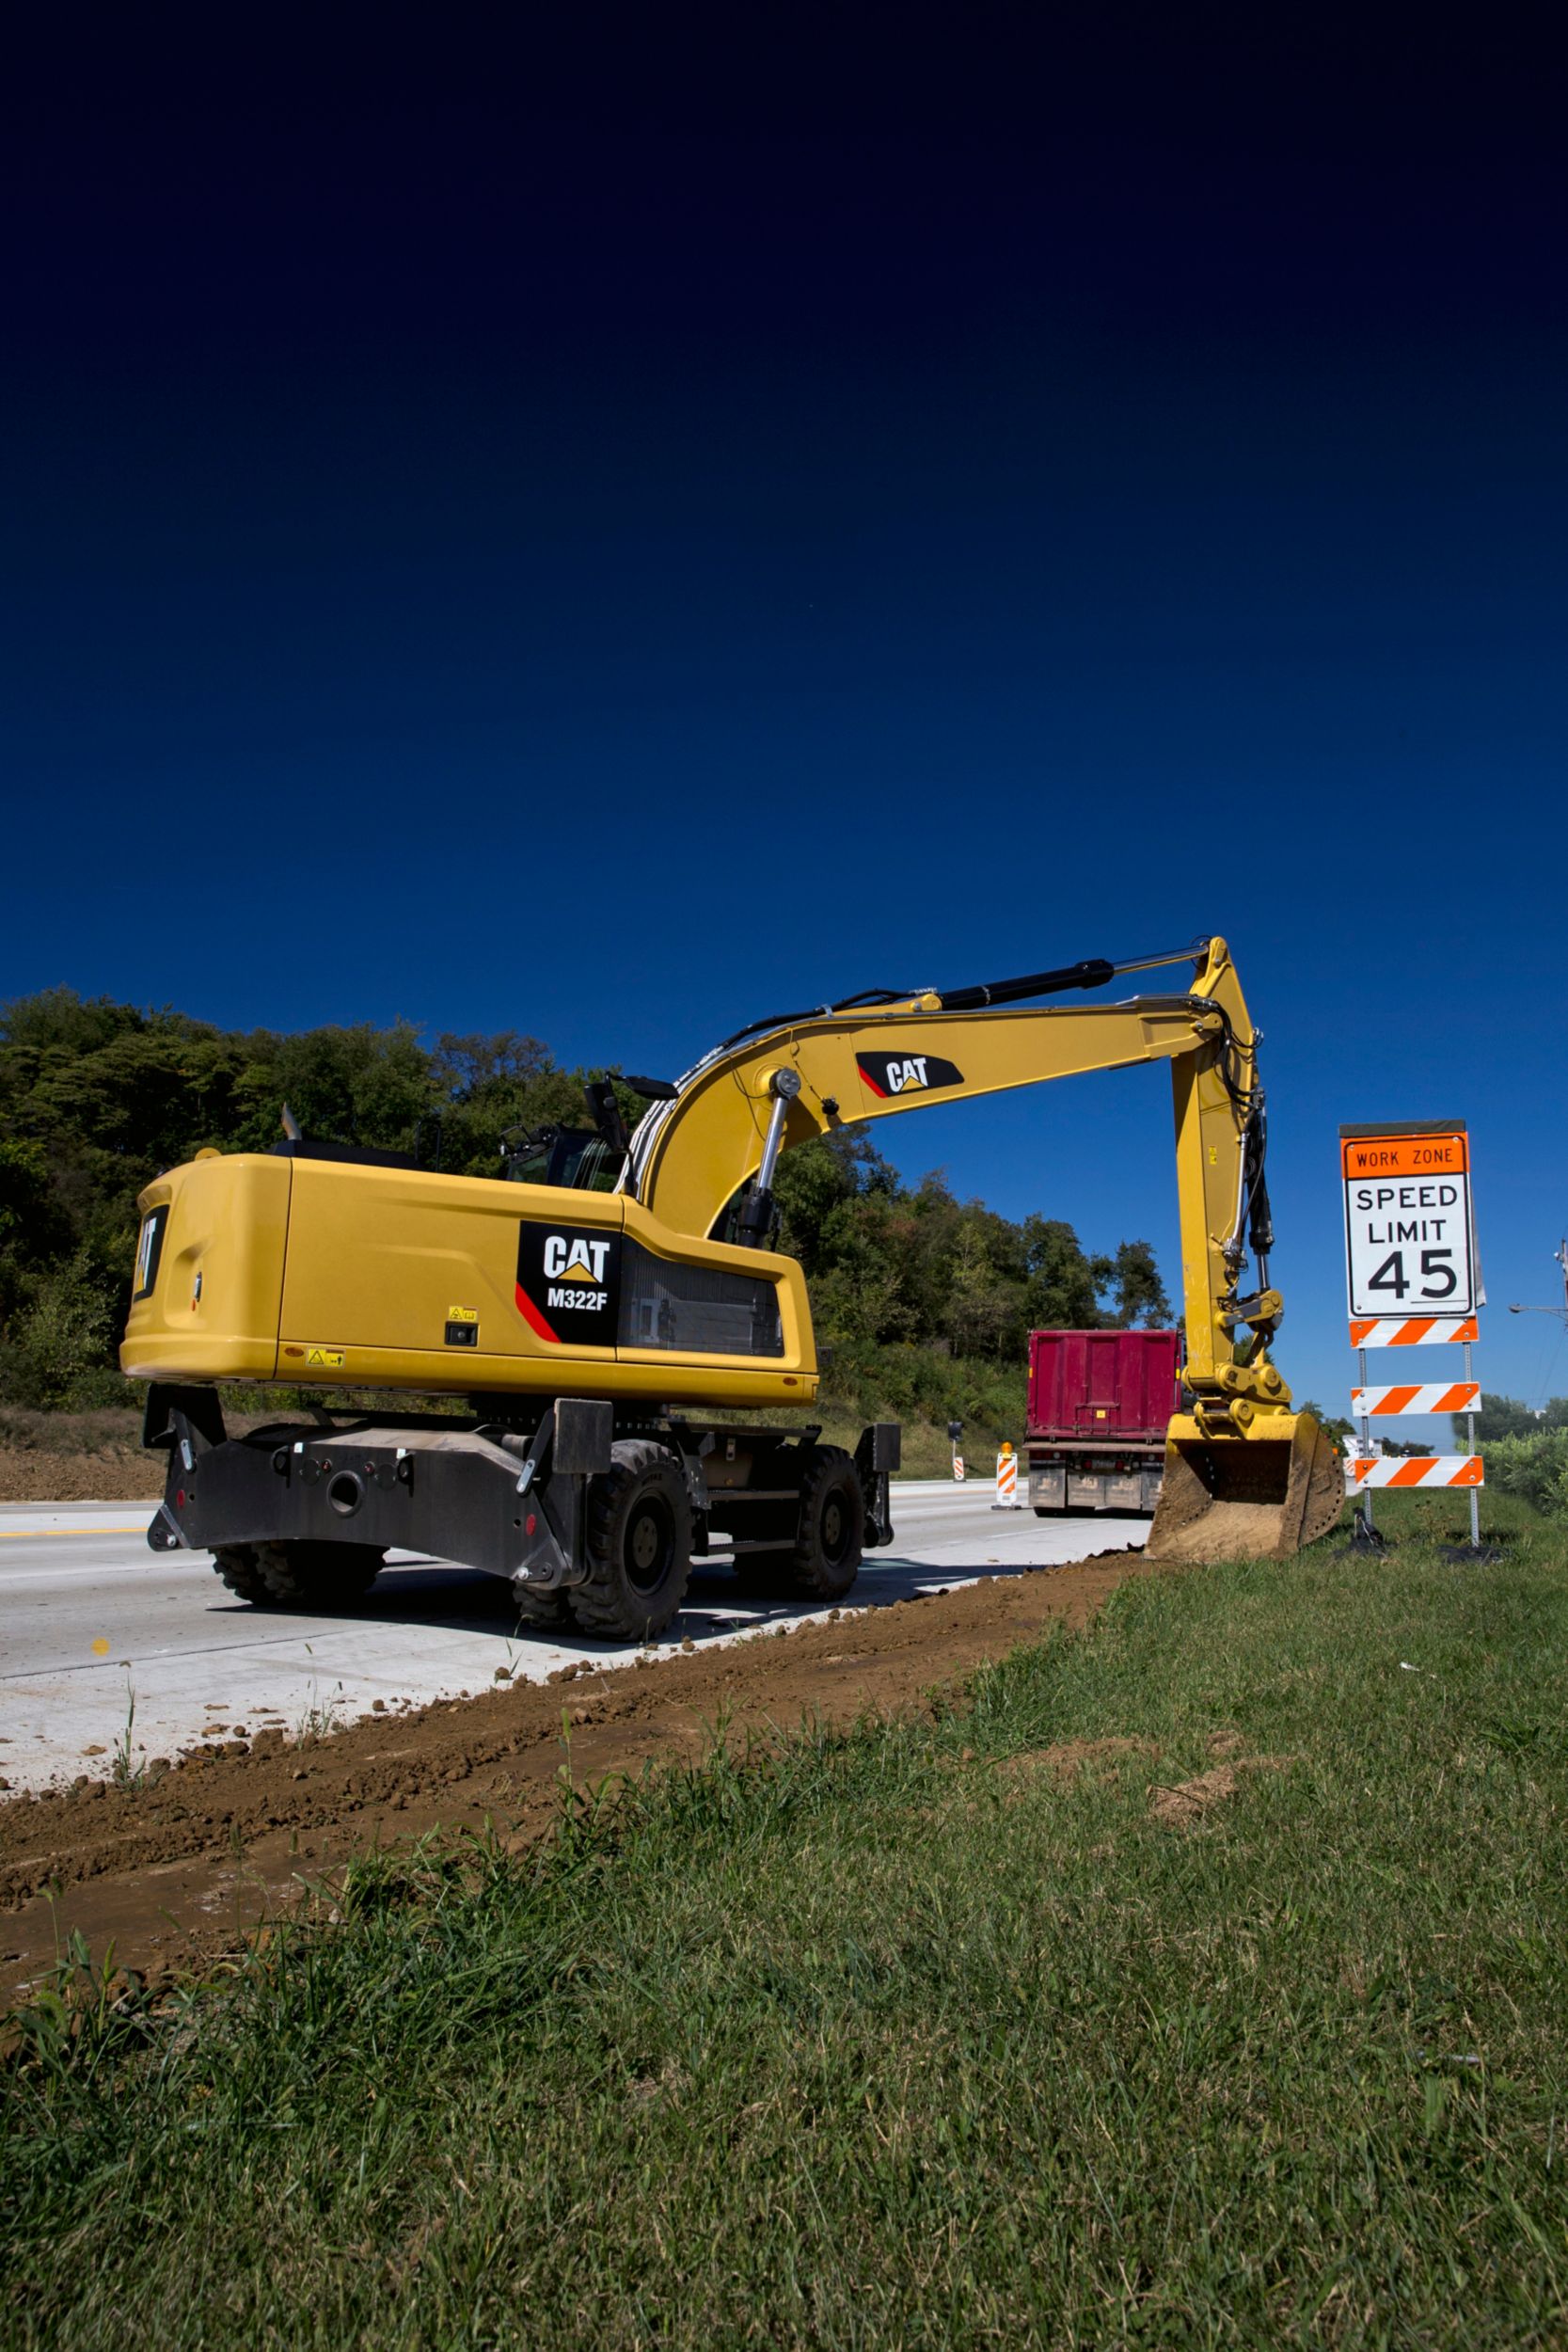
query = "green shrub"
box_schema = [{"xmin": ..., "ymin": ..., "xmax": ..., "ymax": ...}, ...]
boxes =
[
  {"xmin": 1484, "ymin": 1427, "xmax": 1568, "ymax": 1520},
  {"xmin": 0, "ymin": 1255, "xmax": 119, "ymax": 1408}
]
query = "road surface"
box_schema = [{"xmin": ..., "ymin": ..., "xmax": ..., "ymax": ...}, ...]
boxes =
[{"xmin": 0, "ymin": 1483, "xmax": 1147, "ymax": 1790}]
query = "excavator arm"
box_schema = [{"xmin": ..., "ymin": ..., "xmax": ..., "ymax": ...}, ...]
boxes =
[{"xmin": 626, "ymin": 935, "xmax": 1341, "ymax": 1562}]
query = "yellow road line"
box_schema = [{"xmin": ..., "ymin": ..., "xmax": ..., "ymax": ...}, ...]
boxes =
[{"xmin": 0, "ymin": 1526, "xmax": 147, "ymax": 1539}]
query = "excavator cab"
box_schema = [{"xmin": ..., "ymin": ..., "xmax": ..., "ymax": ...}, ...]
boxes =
[{"xmin": 499, "ymin": 1074, "xmax": 671, "ymax": 1193}]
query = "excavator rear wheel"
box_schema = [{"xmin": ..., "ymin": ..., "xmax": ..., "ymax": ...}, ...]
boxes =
[
  {"xmin": 514, "ymin": 1585, "xmax": 575, "ymax": 1633},
  {"xmin": 570, "ymin": 1440, "xmax": 693, "ymax": 1643},
  {"xmin": 211, "ymin": 1540, "xmax": 384, "ymax": 1608},
  {"xmin": 212, "ymin": 1545, "xmax": 270, "ymax": 1603}
]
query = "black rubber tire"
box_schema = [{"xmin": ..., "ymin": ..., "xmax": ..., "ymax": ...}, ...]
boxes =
[
  {"xmin": 736, "ymin": 1444, "xmax": 863, "ymax": 1604},
  {"xmin": 513, "ymin": 1584, "xmax": 575, "ymax": 1633},
  {"xmin": 212, "ymin": 1544, "xmax": 271, "ymax": 1602},
  {"xmin": 210, "ymin": 1540, "xmax": 383, "ymax": 1608},
  {"xmin": 569, "ymin": 1439, "xmax": 692, "ymax": 1643}
]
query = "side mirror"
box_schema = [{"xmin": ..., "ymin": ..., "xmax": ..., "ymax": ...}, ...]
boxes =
[{"xmin": 583, "ymin": 1079, "xmax": 630, "ymax": 1155}]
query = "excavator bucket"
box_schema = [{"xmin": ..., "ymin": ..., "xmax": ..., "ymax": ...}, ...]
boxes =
[{"xmin": 1145, "ymin": 1411, "xmax": 1343, "ymax": 1565}]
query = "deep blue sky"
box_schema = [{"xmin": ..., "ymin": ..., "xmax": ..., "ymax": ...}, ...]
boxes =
[{"xmin": 5, "ymin": 15, "xmax": 1566, "ymax": 1424}]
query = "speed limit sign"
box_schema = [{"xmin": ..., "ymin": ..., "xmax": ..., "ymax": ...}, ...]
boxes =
[{"xmin": 1340, "ymin": 1123, "xmax": 1475, "ymax": 1321}]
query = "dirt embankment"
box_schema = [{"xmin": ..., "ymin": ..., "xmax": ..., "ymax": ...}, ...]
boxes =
[
  {"xmin": 0, "ymin": 1548, "xmax": 1155, "ymax": 2001},
  {"xmin": 0, "ymin": 1410, "xmax": 164, "ymax": 1502},
  {"xmin": 0, "ymin": 1405, "xmax": 312, "ymax": 1503}
]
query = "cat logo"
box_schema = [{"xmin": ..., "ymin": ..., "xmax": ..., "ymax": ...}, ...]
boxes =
[
  {"xmin": 856, "ymin": 1050, "xmax": 965, "ymax": 1100},
  {"xmin": 515, "ymin": 1220, "xmax": 624, "ymax": 1344},
  {"xmin": 543, "ymin": 1233, "xmax": 613, "ymax": 1284}
]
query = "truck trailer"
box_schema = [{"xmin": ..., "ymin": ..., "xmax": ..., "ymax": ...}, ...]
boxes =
[{"xmin": 1025, "ymin": 1327, "xmax": 1183, "ymax": 1517}]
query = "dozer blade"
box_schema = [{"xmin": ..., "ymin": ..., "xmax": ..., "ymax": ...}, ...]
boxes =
[{"xmin": 1145, "ymin": 1411, "xmax": 1343, "ymax": 1565}]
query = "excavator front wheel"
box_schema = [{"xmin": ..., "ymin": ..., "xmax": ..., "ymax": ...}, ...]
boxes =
[{"xmin": 735, "ymin": 1444, "xmax": 864, "ymax": 1605}]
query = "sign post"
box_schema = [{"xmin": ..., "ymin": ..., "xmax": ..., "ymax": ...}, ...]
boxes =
[{"xmin": 1340, "ymin": 1122, "xmax": 1486, "ymax": 1556}]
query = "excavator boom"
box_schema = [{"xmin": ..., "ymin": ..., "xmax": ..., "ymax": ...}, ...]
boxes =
[{"xmin": 623, "ymin": 933, "xmax": 1340, "ymax": 1561}]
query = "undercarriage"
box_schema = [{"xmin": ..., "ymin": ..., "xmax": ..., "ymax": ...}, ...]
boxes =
[{"xmin": 143, "ymin": 1384, "xmax": 899, "ymax": 1643}]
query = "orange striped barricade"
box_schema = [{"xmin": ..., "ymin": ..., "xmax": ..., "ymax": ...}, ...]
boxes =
[
  {"xmin": 1349, "ymin": 1317, "xmax": 1479, "ymax": 1348},
  {"xmin": 992, "ymin": 1444, "xmax": 1020, "ymax": 1510},
  {"xmin": 1348, "ymin": 1455, "xmax": 1484, "ymax": 1491},
  {"xmin": 1351, "ymin": 1382, "xmax": 1481, "ymax": 1419}
]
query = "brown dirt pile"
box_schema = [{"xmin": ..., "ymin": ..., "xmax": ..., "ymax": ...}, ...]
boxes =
[
  {"xmin": 1148, "ymin": 1746, "xmax": 1294, "ymax": 1828},
  {"xmin": 0, "ymin": 1548, "xmax": 1157, "ymax": 2001},
  {"xmin": 999, "ymin": 1736, "xmax": 1161, "ymax": 1784}
]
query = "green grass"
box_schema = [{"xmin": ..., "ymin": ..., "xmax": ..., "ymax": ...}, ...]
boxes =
[{"xmin": 6, "ymin": 1496, "xmax": 1568, "ymax": 2346}]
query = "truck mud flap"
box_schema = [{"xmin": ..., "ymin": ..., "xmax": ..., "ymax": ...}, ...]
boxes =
[{"xmin": 1145, "ymin": 1413, "xmax": 1342, "ymax": 1564}]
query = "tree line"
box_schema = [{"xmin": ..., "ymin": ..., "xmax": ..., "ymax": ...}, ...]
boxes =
[{"xmin": 0, "ymin": 987, "xmax": 1171, "ymax": 1409}]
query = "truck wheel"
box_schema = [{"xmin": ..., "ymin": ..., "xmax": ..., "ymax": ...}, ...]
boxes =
[
  {"xmin": 211, "ymin": 1541, "xmax": 383, "ymax": 1608},
  {"xmin": 571, "ymin": 1440, "xmax": 692, "ymax": 1643},
  {"xmin": 738, "ymin": 1445, "xmax": 863, "ymax": 1604}
]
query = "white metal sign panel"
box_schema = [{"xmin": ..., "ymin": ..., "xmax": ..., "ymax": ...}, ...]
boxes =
[
  {"xmin": 1341, "ymin": 1126, "xmax": 1475, "ymax": 1322},
  {"xmin": 1351, "ymin": 1382, "xmax": 1481, "ymax": 1419}
]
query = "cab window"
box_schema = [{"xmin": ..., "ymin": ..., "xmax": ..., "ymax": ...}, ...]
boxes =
[{"xmin": 504, "ymin": 1126, "xmax": 625, "ymax": 1193}]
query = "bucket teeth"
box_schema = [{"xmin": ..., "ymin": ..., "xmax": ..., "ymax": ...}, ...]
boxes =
[{"xmin": 1146, "ymin": 1412, "xmax": 1342, "ymax": 1565}]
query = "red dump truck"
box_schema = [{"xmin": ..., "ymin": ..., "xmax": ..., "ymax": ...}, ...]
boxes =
[{"xmin": 1025, "ymin": 1328, "xmax": 1183, "ymax": 1516}]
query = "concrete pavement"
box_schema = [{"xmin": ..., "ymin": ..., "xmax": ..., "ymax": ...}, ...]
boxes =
[{"xmin": 0, "ymin": 1483, "xmax": 1148, "ymax": 1790}]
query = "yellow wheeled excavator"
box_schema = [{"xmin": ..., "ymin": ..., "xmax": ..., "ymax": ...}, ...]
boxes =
[{"xmin": 121, "ymin": 934, "xmax": 1342, "ymax": 1639}]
